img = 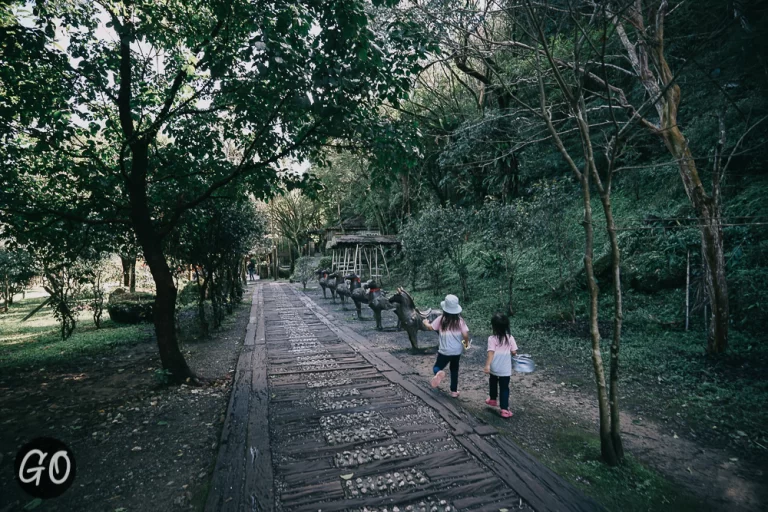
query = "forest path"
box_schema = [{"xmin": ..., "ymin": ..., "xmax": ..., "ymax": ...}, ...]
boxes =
[
  {"xmin": 298, "ymin": 285, "xmax": 767, "ymax": 512},
  {"xmin": 204, "ymin": 282, "xmax": 602, "ymax": 512}
]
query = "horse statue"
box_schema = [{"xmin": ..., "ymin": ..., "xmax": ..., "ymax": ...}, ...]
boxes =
[
  {"xmin": 316, "ymin": 269, "xmax": 330, "ymax": 299},
  {"xmin": 389, "ymin": 287, "xmax": 440, "ymax": 352},
  {"xmin": 347, "ymin": 273, "xmax": 369, "ymax": 319},
  {"xmin": 336, "ymin": 273, "xmax": 352, "ymax": 308},
  {"xmin": 326, "ymin": 271, "xmax": 340, "ymax": 303},
  {"xmin": 367, "ymin": 281, "xmax": 397, "ymax": 330}
]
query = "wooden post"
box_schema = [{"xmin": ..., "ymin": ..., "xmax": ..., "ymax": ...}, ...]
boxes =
[
  {"xmin": 353, "ymin": 244, "xmax": 360, "ymax": 276},
  {"xmin": 379, "ymin": 245, "xmax": 390, "ymax": 281},
  {"xmin": 367, "ymin": 248, "xmax": 372, "ymax": 280},
  {"xmin": 273, "ymin": 242, "xmax": 278, "ymax": 281}
]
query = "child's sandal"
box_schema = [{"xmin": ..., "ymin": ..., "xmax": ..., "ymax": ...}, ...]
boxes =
[
  {"xmin": 500, "ymin": 409, "xmax": 513, "ymax": 418},
  {"xmin": 485, "ymin": 398, "xmax": 498, "ymax": 407}
]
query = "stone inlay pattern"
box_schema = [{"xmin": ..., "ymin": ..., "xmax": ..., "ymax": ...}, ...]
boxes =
[{"xmin": 262, "ymin": 284, "xmax": 527, "ymax": 512}]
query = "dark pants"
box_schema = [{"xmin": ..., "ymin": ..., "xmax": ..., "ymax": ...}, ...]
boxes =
[
  {"xmin": 489, "ymin": 375, "xmax": 510, "ymax": 410},
  {"xmin": 433, "ymin": 353, "xmax": 461, "ymax": 392}
]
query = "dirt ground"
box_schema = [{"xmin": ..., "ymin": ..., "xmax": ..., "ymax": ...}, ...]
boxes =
[
  {"xmin": 0, "ymin": 292, "xmax": 249, "ymax": 512},
  {"xmin": 299, "ymin": 283, "xmax": 767, "ymax": 512}
]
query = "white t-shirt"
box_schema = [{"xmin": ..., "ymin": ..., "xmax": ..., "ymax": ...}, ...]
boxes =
[
  {"xmin": 431, "ymin": 315, "xmax": 469, "ymax": 356},
  {"xmin": 487, "ymin": 335, "xmax": 518, "ymax": 377}
]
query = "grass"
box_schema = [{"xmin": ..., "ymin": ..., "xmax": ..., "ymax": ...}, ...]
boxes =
[
  {"xmin": 542, "ymin": 429, "xmax": 703, "ymax": 512},
  {"xmin": 0, "ymin": 296, "xmax": 151, "ymax": 371}
]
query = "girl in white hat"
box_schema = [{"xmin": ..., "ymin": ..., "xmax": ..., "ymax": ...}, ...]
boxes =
[{"xmin": 422, "ymin": 294, "xmax": 470, "ymax": 397}]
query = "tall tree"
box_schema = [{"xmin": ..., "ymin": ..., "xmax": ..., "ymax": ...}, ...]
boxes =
[
  {"xmin": 1, "ymin": 0, "xmax": 427, "ymax": 382},
  {"xmin": 270, "ymin": 189, "xmax": 323, "ymax": 270}
]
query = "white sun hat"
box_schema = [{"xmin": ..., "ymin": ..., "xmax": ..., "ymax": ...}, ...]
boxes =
[{"xmin": 441, "ymin": 294, "xmax": 462, "ymax": 314}]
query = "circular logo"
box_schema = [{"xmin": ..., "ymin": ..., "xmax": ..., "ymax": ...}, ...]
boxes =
[{"xmin": 14, "ymin": 437, "xmax": 76, "ymax": 499}]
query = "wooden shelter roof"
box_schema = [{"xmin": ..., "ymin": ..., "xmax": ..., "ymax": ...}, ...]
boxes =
[{"xmin": 326, "ymin": 234, "xmax": 400, "ymax": 249}]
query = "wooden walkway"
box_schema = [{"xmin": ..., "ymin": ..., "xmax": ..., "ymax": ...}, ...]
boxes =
[{"xmin": 206, "ymin": 283, "xmax": 603, "ymax": 512}]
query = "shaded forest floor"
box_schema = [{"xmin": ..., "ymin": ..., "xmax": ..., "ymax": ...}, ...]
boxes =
[
  {"xmin": 298, "ymin": 282, "xmax": 767, "ymax": 512},
  {"xmin": 0, "ymin": 289, "xmax": 249, "ymax": 512}
]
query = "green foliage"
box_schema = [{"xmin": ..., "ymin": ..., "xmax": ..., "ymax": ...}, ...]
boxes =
[
  {"xmin": 0, "ymin": 246, "xmax": 36, "ymax": 307},
  {"xmin": 270, "ymin": 191, "xmax": 322, "ymax": 269},
  {"xmin": 177, "ymin": 281, "xmax": 201, "ymax": 307},
  {"xmin": 317, "ymin": 257, "xmax": 332, "ymax": 271},
  {"xmin": 399, "ymin": 209, "xmax": 445, "ymax": 294},
  {"xmin": 168, "ymin": 198, "xmax": 266, "ymax": 328},
  {"xmin": 291, "ymin": 257, "xmax": 316, "ymax": 289},
  {"xmin": 107, "ymin": 290, "xmax": 155, "ymax": 324},
  {"xmin": 153, "ymin": 368, "xmax": 174, "ymax": 386},
  {"xmin": 1, "ymin": 0, "xmax": 433, "ymax": 378}
]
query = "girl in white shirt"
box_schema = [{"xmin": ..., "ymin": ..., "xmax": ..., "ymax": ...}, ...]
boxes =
[
  {"xmin": 483, "ymin": 313, "xmax": 518, "ymax": 418},
  {"xmin": 422, "ymin": 294, "xmax": 470, "ymax": 398}
]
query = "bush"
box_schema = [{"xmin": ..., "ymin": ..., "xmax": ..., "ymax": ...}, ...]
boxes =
[
  {"xmin": 177, "ymin": 281, "xmax": 200, "ymax": 306},
  {"xmin": 107, "ymin": 290, "xmax": 155, "ymax": 324},
  {"xmin": 291, "ymin": 257, "xmax": 316, "ymax": 288},
  {"xmin": 317, "ymin": 256, "xmax": 332, "ymax": 271}
]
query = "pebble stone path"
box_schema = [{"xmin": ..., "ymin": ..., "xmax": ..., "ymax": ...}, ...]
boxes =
[{"xmin": 205, "ymin": 283, "xmax": 603, "ymax": 512}]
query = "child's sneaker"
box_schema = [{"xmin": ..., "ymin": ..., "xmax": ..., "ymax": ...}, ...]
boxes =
[
  {"xmin": 500, "ymin": 409, "xmax": 513, "ymax": 418},
  {"xmin": 450, "ymin": 391, "xmax": 460, "ymax": 398},
  {"xmin": 485, "ymin": 398, "xmax": 498, "ymax": 406},
  {"xmin": 430, "ymin": 370, "xmax": 445, "ymax": 388}
]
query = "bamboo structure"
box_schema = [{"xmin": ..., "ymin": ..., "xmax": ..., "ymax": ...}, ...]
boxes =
[{"xmin": 326, "ymin": 235, "xmax": 398, "ymax": 283}]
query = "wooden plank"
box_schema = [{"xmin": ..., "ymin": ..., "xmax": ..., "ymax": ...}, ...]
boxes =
[
  {"xmin": 267, "ymin": 364, "xmax": 373, "ymax": 376},
  {"xmin": 278, "ymin": 459, "xmax": 333, "ymax": 475},
  {"xmin": 373, "ymin": 349, "xmax": 419, "ymax": 375},
  {"xmin": 393, "ymin": 423, "xmax": 442, "ymax": 435},
  {"xmin": 205, "ymin": 346, "xmax": 253, "ymax": 512},
  {"xmin": 280, "ymin": 480, "xmax": 345, "ymax": 505},
  {"xmin": 452, "ymin": 490, "xmax": 521, "ymax": 511},
  {"xmin": 493, "ymin": 435, "xmax": 604, "ymax": 511},
  {"xmin": 242, "ymin": 285, "xmax": 274, "ymax": 511},
  {"xmin": 381, "ymin": 371, "xmax": 473, "ymax": 435},
  {"xmin": 473, "ymin": 424, "xmax": 498, "ymax": 436}
]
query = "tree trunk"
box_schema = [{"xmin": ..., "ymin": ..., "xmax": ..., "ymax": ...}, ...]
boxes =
[
  {"xmin": 120, "ymin": 256, "xmax": 134, "ymax": 288},
  {"xmin": 685, "ymin": 250, "xmax": 691, "ymax": 331},
  {"xmin": 2, "ymin": 276, "xmax": 8, "ymax": 312},
  {"xmin": 198, "ymin": 276, "xmax": 209, "ymax": 335},
  {"xmin": 225, "ymin": 266, "xmax": 234, "ymax": 314},
  {"xmin": 663, "ymin": 129, "xmax": 728, "ymax": 353},
  {"xmin": 614, "ymin": 11, "xmax": 729, "ymax": 354},
  {"xmin": 128, "ymin": 142, "xmax": 194, "ymax": 383},
  {"xmin": 210, "ymin": 270, "xmax": 221, "ymax": 328},
  {"xmin": 598, "ymin": 192, "xmax": 625, "ymax": 462},
  {"xmin": 130, "ymin": 260, "xmax": 136, "ymax": 293},
  {"xmin": 581, "ymin": 179, "xmax": 618, "ymax": 466}
]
